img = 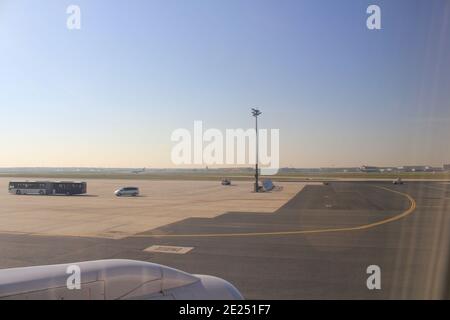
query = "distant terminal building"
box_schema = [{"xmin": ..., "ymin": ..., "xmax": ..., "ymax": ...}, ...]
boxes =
[
  {"xmin": 359, "ymin": 165, "xmax": 439, "ymax": 173},
  {"xmin": 444, "ymin": 164, "xmax": 450, "ymax": 171},
  {"xmin": 396, "ymin": 166, "xmax": 444, "ymax": 172},
  {"xmin": 405, "ymin": 166, "xmax": 428, "ymax": 172}
]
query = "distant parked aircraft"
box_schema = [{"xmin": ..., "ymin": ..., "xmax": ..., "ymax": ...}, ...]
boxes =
[{"xmin": 131, "ymin": 168, "xmax": 146, "ymax": 174}]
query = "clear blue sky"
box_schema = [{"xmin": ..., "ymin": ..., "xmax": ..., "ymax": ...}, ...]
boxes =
[{"xmin": 0, "ymin": 0, "xmax": 449, "ymax": 167}]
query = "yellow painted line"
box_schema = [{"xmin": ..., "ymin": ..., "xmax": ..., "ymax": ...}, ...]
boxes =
[
  {"xmin": 130, "ymin": 186, "xmax": 416, "ymax": 238},
  {"xmin": 0, "ymin": 186, "xmax": 416, "ymax": 240}
]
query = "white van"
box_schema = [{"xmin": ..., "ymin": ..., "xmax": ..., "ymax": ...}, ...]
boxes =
[{"xmin": 115, "ymin": 187, "xmax": 139, "ymax": 197}]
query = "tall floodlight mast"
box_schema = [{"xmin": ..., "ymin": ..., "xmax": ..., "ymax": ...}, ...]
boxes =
[{"xmin": 251, "ymin": 108, "xmax": 262, "ymax": 192}]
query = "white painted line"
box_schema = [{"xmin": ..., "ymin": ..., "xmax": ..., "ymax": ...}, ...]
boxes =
[{"xmin": 144, "ymin": 245, "xmax": 194, "ymax": 254}]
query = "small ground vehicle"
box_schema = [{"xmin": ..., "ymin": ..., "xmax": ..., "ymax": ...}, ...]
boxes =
[
  {"xmin": 115, "ymin": 187, "xmax": 139, "ymax": 197},
  {"xmin": 393, "ymin": 178, "xmax": 404, "ymax": 185},
  {"xmin": 221, "ymin": 179, "xmax": 231, "ymax": 186}
]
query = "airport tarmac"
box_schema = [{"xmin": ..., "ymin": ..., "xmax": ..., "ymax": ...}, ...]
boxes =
[
  {"xmin": 0, "ymin": 181, "xmax": 450, "ymax": 299},
  {"xmin": 0, "ymin": 178, "xmax": 303, "ymax": 239}
]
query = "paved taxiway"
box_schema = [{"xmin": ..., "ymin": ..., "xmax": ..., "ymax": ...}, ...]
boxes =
[{"xmin": 1, "ymin": 182, "xmax": 449, "ymax": 299}]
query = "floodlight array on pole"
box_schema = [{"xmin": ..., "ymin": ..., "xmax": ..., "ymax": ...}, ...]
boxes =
[{"xmin": 252, "ymin": 108, "xmax": 262, "ymax": 192}]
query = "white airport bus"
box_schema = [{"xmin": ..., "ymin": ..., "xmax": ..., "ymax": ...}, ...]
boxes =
[{"xmin": 8, "ymin": 181, "xmax": 87, "ymax": 196}]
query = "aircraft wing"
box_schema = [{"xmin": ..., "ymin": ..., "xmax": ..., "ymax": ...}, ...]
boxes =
[{"xmin": 0, "ymin": 259, "xmax": 243, "ymax": 300}]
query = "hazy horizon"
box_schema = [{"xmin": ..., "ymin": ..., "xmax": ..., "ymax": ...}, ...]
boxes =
[{"xmin": 0, "ymin": 162, "xmax": 449, "ymax": 170}]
